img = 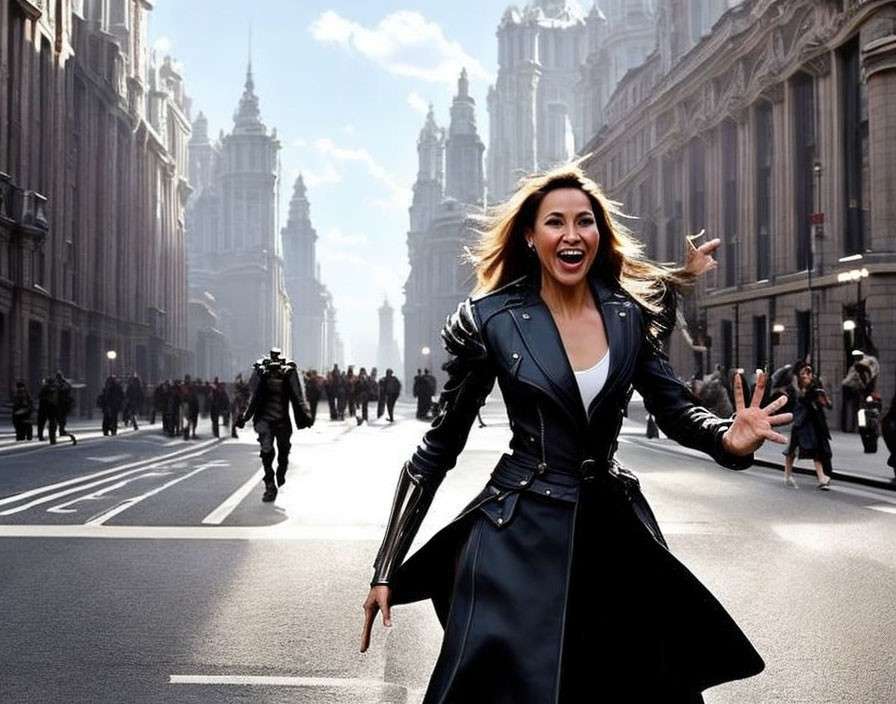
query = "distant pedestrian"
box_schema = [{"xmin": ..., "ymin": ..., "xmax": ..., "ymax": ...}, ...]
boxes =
[
  {"xmin": 209, "ymin": 378, "xmax": 229, "ymax": 439},
  {"xmin": 99, "ymin": 375, "xmax": 124, "ymax": 436},
  {"xmin": 304, "ymin": 369, "xmax": 322, "ymax": 424},
  {"xmin": 230, "ymin": 374, "xmax": 249, "ymax": 438},
  {"xmin": 382, "ymin": 369, "xmax": 401, "ymax": 422},
  {"xmin": 11, "ymin": 380, "xmax": 34, "ymax": 441},
  {"xmin": 858, "ymin": 391, "xmax": 882, "ymax": 453},
  {"xmin": 881, "ymin": 390, "xmax": 896, "ymax": 480},
  {"xmin": 782, "ymin": 361, "xmax": 833, "ymax": 490},
  {"xmin": 699, "ymin": 365, "xmax": 733, "ymax": 418}
]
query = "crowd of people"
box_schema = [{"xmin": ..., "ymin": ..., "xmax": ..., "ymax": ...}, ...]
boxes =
[{"xmin": 8, "ymin": 364, "xmax": 426, "ymax": 444}]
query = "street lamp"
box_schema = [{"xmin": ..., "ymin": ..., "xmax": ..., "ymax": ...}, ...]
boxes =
[
  {"xmin": 420, "ymin": 345, "xmax": 431, "ymax": 372},
  {"xmin": 106, "ymin": 350, "xmax": 117, "ymax": 378}
]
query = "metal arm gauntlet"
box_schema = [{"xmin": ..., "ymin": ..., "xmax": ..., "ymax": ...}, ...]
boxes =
[{"xmin": 371, "ymin": 461, "xmax": 435, "ymax": 586}]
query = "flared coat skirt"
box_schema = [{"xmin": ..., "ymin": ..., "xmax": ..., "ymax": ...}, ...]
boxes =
[{"xmin": 391, "ymin": 459, "xmax": 764, "ymax": 704}]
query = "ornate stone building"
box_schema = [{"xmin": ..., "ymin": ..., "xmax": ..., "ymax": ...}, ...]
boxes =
[
  {"xmin": 584, "ymin": 0, "xmax": 896, "ymax": 428},
  {"xmin": 0, "ymin": 0, "xmax": 191, "ymax": 411},
  {"xmin": 185, "ymin": 64, "xmax": 292, "ymax": 376},
  {"xmin": 403, "ymin": 71, "xmax": 485, "ymax": 389},
  {"xmin": 281, "ymin": 174, "xmax": 339, "ymax": 371},
  {"xmin": 488, "ymin": 0, "xmax": 657, "ymax": 201}
]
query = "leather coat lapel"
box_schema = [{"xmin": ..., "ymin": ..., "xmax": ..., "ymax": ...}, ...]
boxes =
[
  {"xmin": 510, "ymin": 298, "xmax": 584, "ymax": 428},
  {"xmin": 585, "ymin": 276, "xmax": 640, "ymax": 421}
]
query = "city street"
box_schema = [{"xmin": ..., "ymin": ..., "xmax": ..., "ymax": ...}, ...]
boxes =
[{"xmin": 1, "ymin": 398, "xmax": 894, "ymax": 704}]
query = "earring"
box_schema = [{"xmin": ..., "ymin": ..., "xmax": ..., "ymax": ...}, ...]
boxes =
[{"xmin": 527, "ymin": 241, "xmax": 534, "ymax": 250}]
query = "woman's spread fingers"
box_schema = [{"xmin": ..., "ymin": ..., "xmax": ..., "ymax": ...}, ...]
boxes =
[
  {"xmin": 732, "ymin": 373, "xmax": 745, "ymax": 409},
  {"xmin": 769, "ymin": 412, "xmax": 793, "ymax": 426},
  {"xmin": 750, "ymin": 370, "xmax": 765, "ymax": 407},
  {"xmin": 765, "ymin": 430, "xmax": 788, "ymax": 444}
]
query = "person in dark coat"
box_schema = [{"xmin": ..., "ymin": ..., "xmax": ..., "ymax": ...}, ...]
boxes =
[
  {"xmin": 230, "ymin": 374, "xmax": 249, "ymax": 439},
  {"xmin": 376, "ymin": 370, "xmax": 386, "ymax": 419},
  {"xmin": 360, "ymin": 164, "xmax": 791, "ymax": 703},
  {"xmin": 12, "ymin": 380, "xmax": 34, "ymax": 441},
  {"xmin": 413, "ymin": 369, "xmax": 426, "ymax": 419},
  {"xmin": 382, "ymin": 369, "xmax": 401, "ymax": 422},
  {"xmin": 237, "ymin": 348, "xmax": 313, "ymax": 502},
  {"xmin": 124, "ymin": 374, "xmax": 144, "ymax": 430},
  {"xmin": 304, "ymin": 369, "xmax": 322, "ymax": 424},
  {"xmin": 209, "ymin": 378, "xmax": 229, "ymax": 439},
  {"xmin": 782, "ymin": 361, "xmax": 834, "ymax": 489},
  {"xmin": 858, "ymin": 391, "xmax": 882, "ymax": 453},
  {"xmin": 881, "ymin": 390, "xmax": 896, "ymax": 479},
  {"xmin": 100, "ymin": 375, "xmax": 124, "ymax": 436},
  {"xmin": 36, "ymin": 377, "xmax": 58, "ymax": 442},
  {"xmin": 356, "ymin": 367, "xmax": 372, "ymax": 425}
]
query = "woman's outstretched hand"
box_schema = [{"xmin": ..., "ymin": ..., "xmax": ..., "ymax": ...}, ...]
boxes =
[
  {"xmin": 684, "ymin": 231, "xmax": 721, "ymax": 278},
  {"xmin": 721, "ymin": 370, "xmax": 793, "ymax": 455},
  {"xmin": 360, "ymin": 585, "xmax": 392, "ymax": 653}
]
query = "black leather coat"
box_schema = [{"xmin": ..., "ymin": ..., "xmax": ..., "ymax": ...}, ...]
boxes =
[{"xmin": 387, "ymin": 270, "xmax": 764, "ymax": 704}]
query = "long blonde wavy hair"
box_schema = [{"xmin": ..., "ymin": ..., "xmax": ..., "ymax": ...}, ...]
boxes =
[{"xmin": 467, "ymin": 160, "xmax": 691, "ymax": 319}]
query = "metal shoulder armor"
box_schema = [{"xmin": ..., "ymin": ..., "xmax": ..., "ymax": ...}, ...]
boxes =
[{"xmin": 440, "ymin": 298, "xmax": 487, "ymax": 363}]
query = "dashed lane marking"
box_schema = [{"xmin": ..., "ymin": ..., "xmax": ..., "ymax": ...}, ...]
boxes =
[
  {"xmin": 168, "ymin": 675, "xmax": 402, "ymax": 688},
  {"xmin": 202, "ymin": 468, "xmax": 264, "ymax": 525},
  {"xmin": 0, "ymin": 524, "xmax": 384, "ymax": 540},
  {"xmin": 0, "ymin": 440, "xmax": 220, "ymax": 515}
]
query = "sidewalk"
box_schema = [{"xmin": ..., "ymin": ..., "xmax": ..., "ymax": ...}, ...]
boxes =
[{"xmin": 627, "ymin": 396, "xmax": 896, "ymax": 491}]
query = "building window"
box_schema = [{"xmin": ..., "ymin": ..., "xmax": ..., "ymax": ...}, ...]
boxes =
[
  {"xmin": 753, "ymin": 315, "xmax": 767, "ymax": 371},
  {"xmin": 793, "ymin": 72, "xmax": 816, "ymax": 270},
  {"xmin": 721, "ymin": 319, "xmax": 733, "ymax": 373},
  {"xmin": 841, "ymin": 38, "xmax": 868, "ymax": 255},
  {"xmin": 721, "ymin": 121, "xmax": 738, "ymax": 286},
  {"xmin": 755, "ymin": 103, "xmax": 772, "ymax": 280},
  {"xmin": 796, "ymin": 309, "xmax": 811, "ymax": 362}
]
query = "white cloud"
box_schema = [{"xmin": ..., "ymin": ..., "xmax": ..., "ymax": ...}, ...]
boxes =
[
  {"xmin": 407, "ymin": 92, "xmax": 430, "ymax": 116},
  {"xmin": 320, "ymin": 227, "xmax": 369, "ymax": 247},
  {"xmin": 300, "ymin": 163, "xmax": 343, "ymax": 187},
  {"xmin": 310, "ymin": 10, "xmax": 493, "ymax": 85},
  {"xmin": 342, "ymin": 124, "xmax": 357, "ymax": 136},
  {"xmin": 291, "ymin": 138, "xmax": 307, "ymax": 148},
  {"xmin": 313, "ymin": 137, "xmax": 411, "ymax": 207},
  {"xmin": 153, "ymin": 36, "xmax": 171, "ymax": 53}
]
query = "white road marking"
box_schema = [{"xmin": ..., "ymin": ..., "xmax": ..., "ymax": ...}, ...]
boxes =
[
  {"xmin": 85, "ymin": 461, "xmax": 229, "ymax": 525},
  {"xmin": 0, "ymin": 441, "xmax": 219, "ymax": 515},
  {"xmin": 46, "ymin": 471, "xmax": 172, "ymax": 514},
  {"xmin": 866, "ymin": 503, "xmax": 896, "ymax": 515},
  {"xmin": 85, "ymin": 454, "xmax": 133, "ymax": 463},
  {"xmin": 0, "ymin": 524, "xmax": 383, "ymax": 540},
  {"xmin": 169, "ymin": 675, "xmax": 404, "ymax": 690},
  {"xmin": 202, "ymin": 468, "xmax": 263, "ymax": 525}
]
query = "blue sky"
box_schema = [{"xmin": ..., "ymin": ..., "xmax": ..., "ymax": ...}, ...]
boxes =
[{"xmin": 148, "ymin": 1, "xmax": 511, "ymax": 366}]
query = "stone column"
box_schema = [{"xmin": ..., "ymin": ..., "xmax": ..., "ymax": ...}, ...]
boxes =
[{"xmin": 861, "ymin": 9, "xmax": 896, "ymax": 251}]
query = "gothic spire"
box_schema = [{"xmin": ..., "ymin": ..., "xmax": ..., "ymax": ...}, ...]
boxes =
[{"xmin": 233, "ymin": 58, "xmax": 265, "ymax": 134}]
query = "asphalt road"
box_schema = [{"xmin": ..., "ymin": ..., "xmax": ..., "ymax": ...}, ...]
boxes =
[{"xmin": 0, "ymin": 400, "xmax": 893, "ymax": 703}]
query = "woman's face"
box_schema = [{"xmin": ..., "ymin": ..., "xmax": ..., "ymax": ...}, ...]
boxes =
[
  {"xmin": 526, "ymin": 188, "xmax": 600, "ymax": 290},
  {"xmin": 798, "ymin": 367, "xmax": 814, "ymax": 387}
]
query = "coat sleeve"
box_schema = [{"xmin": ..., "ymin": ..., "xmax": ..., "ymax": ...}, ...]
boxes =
[
  {"xmin": 371, "ymin": 298, "xmax": 497, "ymax": 585},
  {"xmin": 632, "ymin": 329, "xmax": 753, "ymax": 471}
]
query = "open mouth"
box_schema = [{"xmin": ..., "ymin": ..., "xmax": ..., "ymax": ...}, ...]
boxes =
[{"xmin": 557, "ymin": 249, "xmax": 586, "ymax": 268}]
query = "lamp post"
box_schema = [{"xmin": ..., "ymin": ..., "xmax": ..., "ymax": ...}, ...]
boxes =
[
  {"xmin": 808, "ymin": 160, "xmax": 823, "ymax": 372},
  {"xmin": 837, "ymin": 263, "xmax": 870, "ymax": 361},
  {"xmin": 420, "ymin": 345, "xmax": 431, "ymax": 371},
  {"xmin": 106, "ymin": 350, "xmax": 117, "ymax": 378}
]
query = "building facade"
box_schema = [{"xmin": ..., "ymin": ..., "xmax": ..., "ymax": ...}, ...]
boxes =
[
  {"xmin": 0, "ymin": 0, "xmax": 191, "ymax": 411},
  {"xmin": 281, "ymin": 174, "xmax": 339, "ymax": 371},
  {"xmin": 584, "ymin": 0, "xmax": 896, "ymax": 428},
  {"xmin": 185, "ymin": 64, "xmax": 292, "ymax": 377},
  {"xmin": 488, "ymin": 0, "xmax": 657, "ymax": 201},
  {"xmin": 403, "ymin": 71, "xmax": 485, "ymax": 389}
]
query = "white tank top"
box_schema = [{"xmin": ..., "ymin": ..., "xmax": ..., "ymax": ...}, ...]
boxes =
[{"xmin": 574, "ymin": 348, "xmax": 610, "ymax": 411}]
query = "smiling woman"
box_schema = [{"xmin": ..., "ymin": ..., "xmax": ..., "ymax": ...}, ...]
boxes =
[{"xmin": 360, "ymin": 162, "xmax": 794, "ymax": 703}]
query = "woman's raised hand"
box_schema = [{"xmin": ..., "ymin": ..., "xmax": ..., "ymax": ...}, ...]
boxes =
[
  {"xmin": 683, "ymin": 230, "xmax": 721, "ymax": 278},
  {"xmin": 721, "ymin": 370, "xmax": 793, "ymax": 456},
  {"xmin": 360, "ymin": 585, "xmax": 392, "ymax": 653}
]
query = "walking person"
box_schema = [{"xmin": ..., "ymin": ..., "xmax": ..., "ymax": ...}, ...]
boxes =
[
  {"xmin": 236, "ymin": 348, "xmax": 313, "ymax": 502},
  {"xmin": 382, "ymin": 369, "xmax": 401, "ymax": 422},
  {"xmin": 99, "ymin": 375, "xmax": 124, "ymax": 436},
  {"xmin": 881, "ymin": 389, "xmax": 896, "ymax": 480},
  {"xmin": 11, "ymin": 381, "xmax": 34, "ymax": 441},
  {"xmin": 360, "ymin": 163, "xmax": 790, "ymax": 703},
  {"xmin": 782, "ymin": 361, "xmax": 833, "ymax": 489}
]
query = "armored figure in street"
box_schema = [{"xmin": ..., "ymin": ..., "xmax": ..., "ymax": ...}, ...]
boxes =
[{"xmin": 237, "ymin": 348, "xmax": 314, "ymax": 502}]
